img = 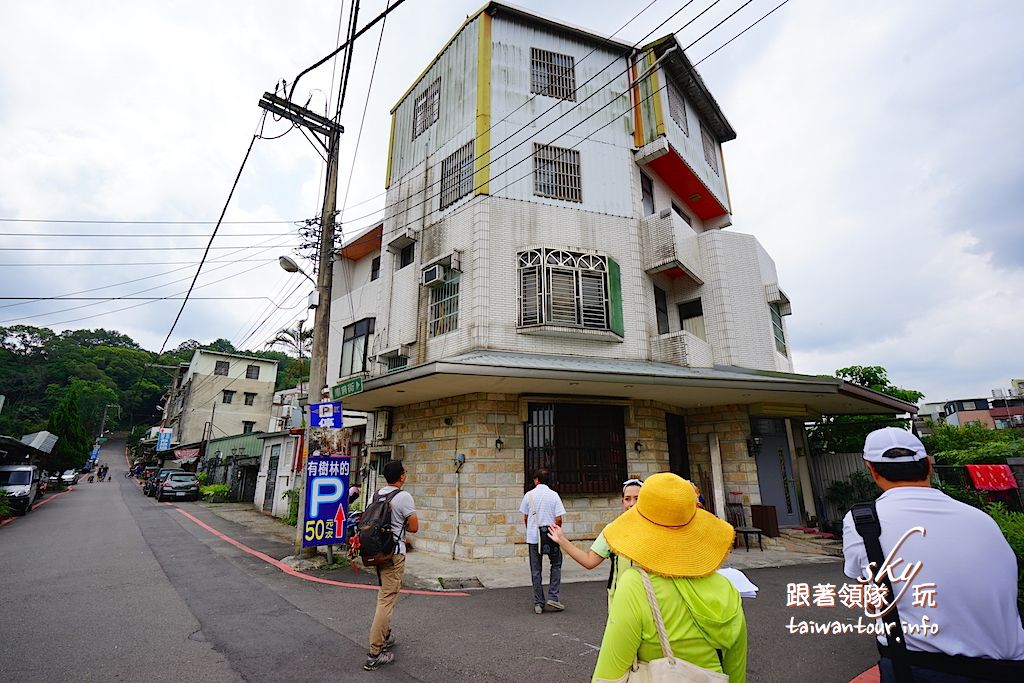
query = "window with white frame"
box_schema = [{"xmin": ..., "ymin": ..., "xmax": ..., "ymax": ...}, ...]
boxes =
[
  {"xmin": 518, "ymin": 249, "xmax": 609, "ymax": 330},
  {"xmin": 428, "ymin": 272, "xmax": 460, "ymax": 337},
  {"xmin": 533, "ymin": 144, "xmax": 582, "ymax": 203},
  {"xmin": 769, "ymin": 302, "xmax": 787, "ymax": 356},
  {"xmin": 668, "ymin": 78, "xmax": 689, "ymax": 136},
  {"xmin": 440, "ymin": 142, "xmax": 474, "ymax": 209},
  {"xmin": 700, "ymin": 121, "xmax": 720, "ymax": 175},
  {"xmin": 678, "ymin": 298, "xmax": 706, "ymax": 341},
  {"xmin": 530, "ymin": 47, "xmax": 576, "ymax": 101},
  {"xmin": 340, "ymin": 318, "xmax": 375, "ymax": 376},
  {"xmin": 412, "ymin": 78, "xmax": 440, "ymax": 139}
]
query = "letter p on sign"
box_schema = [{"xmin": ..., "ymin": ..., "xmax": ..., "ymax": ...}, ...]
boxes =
[{"xmin": 310, "ymin": 478, "xmax": 343, "ymax": 517}]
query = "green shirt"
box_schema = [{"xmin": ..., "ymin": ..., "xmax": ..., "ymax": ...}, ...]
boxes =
[
  {"xmin": 592, "ymin": 529, "xmax": 633, "ymax": 604},
  {"xmin": 592, "ymin": 569, "xmax": 747, "ymax": 682}
]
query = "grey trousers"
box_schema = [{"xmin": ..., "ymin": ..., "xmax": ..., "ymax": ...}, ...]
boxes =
[{"xmin": 528, "ymin": 542, "xmax": 562, "ymax": 605}]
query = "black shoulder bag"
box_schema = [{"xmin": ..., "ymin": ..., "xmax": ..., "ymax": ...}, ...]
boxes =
[{"xmin": 851, "ymin": 501, "xmax": 1024, "ymax": 682}]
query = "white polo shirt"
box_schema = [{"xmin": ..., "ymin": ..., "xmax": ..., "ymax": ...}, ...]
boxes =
[
  {"xmin": 842, "ymin": 486, "xmax": 1024, "ymax": 659},
  {"xmin": 519, "ymin": 484, "xmax": 566, "ymax": 544}
]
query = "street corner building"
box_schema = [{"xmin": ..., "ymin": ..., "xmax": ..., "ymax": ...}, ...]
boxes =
[{"xmin": 323, "ymin": 2, "xmax": 916, "ymax": 560}]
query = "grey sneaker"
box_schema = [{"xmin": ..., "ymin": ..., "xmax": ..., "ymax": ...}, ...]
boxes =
[
  {"xmin": 364, "ymin": 651, "xmax": 395, "ymax": 671},
  {"xmin": 382, "ymin": 631, "xmax": 396, "ymax": 651},
  {"xmin": 545, "ymin": 600, "xmax": 565, "ymax": 612},
  {"xmin": 533, "ymin": 603, "xmax": 544, "ymax": 614}
]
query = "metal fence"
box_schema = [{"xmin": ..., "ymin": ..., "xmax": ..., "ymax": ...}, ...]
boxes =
[{"xmin": 808, "ymin": 451, "xmax": 870, "ymax": 525}]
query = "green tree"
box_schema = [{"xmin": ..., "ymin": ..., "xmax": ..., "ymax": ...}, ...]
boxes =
[
  {"xmin": 46, "ymin": 386, "xmax": 93, "ymax": 470},
  {"xmin": 808, "ymin": 365, "xmax": 924, "ymax": 454}
]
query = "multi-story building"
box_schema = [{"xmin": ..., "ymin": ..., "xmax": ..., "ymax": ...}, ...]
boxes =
[
  {"xmin": 162, "ymin": 350, "xmax": 278, "ymax": 445},
  {"xmin": 325, "ymin": 3, "xmax": 912, "ymax": 559}
]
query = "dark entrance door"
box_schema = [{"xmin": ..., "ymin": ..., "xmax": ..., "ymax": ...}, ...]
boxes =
[
  {"xmin": 750, "ymin": 418, "xmax": 801, "ymax": 527},
  {"xmin": 263, "ymin": 448, "xmax": 280, "ymax": 513},
  {"xmin": 665, "ymin": 413, "xmax": 691, "ymax": 479}
]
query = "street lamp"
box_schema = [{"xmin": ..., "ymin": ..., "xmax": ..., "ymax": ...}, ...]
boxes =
[{"xmin": 278, "ymin": 255, "xmax": 316, "ymax": 285}]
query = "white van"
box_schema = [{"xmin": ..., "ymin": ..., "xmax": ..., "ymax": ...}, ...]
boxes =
[{"xmin": 0, "ymin": 464, "xmax": 41, "ymax": 516}]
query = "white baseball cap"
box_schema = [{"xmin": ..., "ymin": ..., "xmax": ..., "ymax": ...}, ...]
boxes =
[{"xmin": 862, "ymin": 427, "xmax": 928, "ymax": 463}]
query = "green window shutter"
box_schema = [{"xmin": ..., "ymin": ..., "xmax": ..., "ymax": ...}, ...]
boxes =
[{"xmin": 608, "ymin": 257, "xmax": 624, "ymax": 337}]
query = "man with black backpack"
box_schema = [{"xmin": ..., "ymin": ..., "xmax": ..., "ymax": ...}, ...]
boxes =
[
  {"xmin": 842, "ymin": 427, "xmax": 1024, "ymax": 682},
  {"xmin": 361, "ymin": 460, "xmax": 418, "ymax": 672}
]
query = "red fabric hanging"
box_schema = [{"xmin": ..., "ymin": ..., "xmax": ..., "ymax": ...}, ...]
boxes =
[{"xmin": 965, "ymin": 464, "xmax": 1018, "ymax": 491}]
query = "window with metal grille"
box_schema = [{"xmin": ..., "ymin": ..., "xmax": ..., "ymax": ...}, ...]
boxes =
[
  {"xmin": 214, "ymin": 360, "xmax": 229, "ymax": 376},
  {"xmin": 412, "ymin": 78, "xmax": 441, "ymax": 139},
  {"xmin": 340, "ymin": 318, "xmax": 375, "ymax": 376},
  {"xmin": 518, "ymin": 249, "xmax": 608, "ymax": 330},
  {"xmin": 242, "ymin": 421, "xmax": 256, "ymax": 434},
  {"xmin": 533, "ymin": 144, "xmax": 582, "ymax": 202},
  {"xmin": 245, "ymin": 364, "xmax": 260, "ymax": 380},
  {"xmin": 770, "ymin": 302, "xmax": 787, "ymax": 356},
  {"xmin": 440, "ymin": 142, "xmax": 474, "ymax": 209},
  {"xmin": 530, "ymin": 47, "xmax": 576, "ymax": 101},
  {"xmin": 428, "ymin": 272, "xmax": 460, "ymax": 337},
  {"xmin": 668, "ymin": 78, "xmax": 689, "ymax": 136},
  {"xmin": 383, "ymin": 355, "xmax": 408, "ymax": 373},
  {"xmin": 524, "ymin": 403, "xmax": 626, "ymax": 495},
  {"xmin": 700, "ymin": 121, "xmax": 719, "ymax": 175},
  {"xmin": 244, "ymin": 392, "xmax": 256, "ymax": 406},
  {"xmin": 222, "ymin": 390, "xmax": 235, "ymax": 404}
]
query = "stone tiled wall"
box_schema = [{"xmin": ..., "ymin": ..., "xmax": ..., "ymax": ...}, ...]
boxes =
[{"xmin": 390, "ymin": 393, "xmax": 762, "ymax": 560}]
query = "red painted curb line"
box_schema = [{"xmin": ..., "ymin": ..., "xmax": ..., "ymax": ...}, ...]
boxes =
[
  {"xmin": 173, "ymin": 507, "xmax": 469, "ymax": 597},
  {"xmin": 849, "ymin": 665, "xmax": 880, "ymax": 683},
  {"xmin": 1, "ymin": 487, "xmax": 75, "ymax": 526}
]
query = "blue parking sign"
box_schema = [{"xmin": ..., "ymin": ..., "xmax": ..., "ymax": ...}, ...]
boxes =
[
  {"xmin": 310, "ymin": 402, "xmax": 343, "ymax": 429},
  {"xmin": 302, "ymin": 456, "xmax": 351, "ymax": 548}
]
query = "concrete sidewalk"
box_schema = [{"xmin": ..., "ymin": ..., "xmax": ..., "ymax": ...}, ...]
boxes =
[{"xmin": 198, "ymin": 502, "xmax": 840, "ymax": 591}]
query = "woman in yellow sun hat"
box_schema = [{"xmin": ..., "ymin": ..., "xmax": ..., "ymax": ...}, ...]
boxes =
[{"xmin": 592, "ymin": 472, "xmax": 747, "ymax": 682}]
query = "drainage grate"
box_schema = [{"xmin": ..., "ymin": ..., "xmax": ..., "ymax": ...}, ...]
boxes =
[{"xmin": 437, "ymin": 576, "xmax": 484, "ymax": 590}]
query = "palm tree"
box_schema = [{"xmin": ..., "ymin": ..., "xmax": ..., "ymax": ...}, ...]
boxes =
[{"xmin": 266, "ymin": 321, "xmax": 313, "ymax": 393}]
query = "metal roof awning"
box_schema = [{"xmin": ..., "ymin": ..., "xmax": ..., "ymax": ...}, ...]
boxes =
[{"xmin": 339, "ymin": 351, "xmax": 917, "ymax": 417}]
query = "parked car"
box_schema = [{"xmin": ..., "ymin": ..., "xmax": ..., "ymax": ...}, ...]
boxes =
[
  {"xmin": 0, "ymin": 464, "xmax": 41, "ymax": 516},
  {"xmin": 144, "ymin": 468, "xmax": 180, "ymax": 497},
  {"xmin": 60, "ymin": 469, "xmax": 80, "ymax": 486},
  {"xmin": 155, "ymin": 472, "xmax": 200, "ymax": 502},
  {"xmin": 47, "ymin": 471, "xmax": 62, "ymax": 486}
]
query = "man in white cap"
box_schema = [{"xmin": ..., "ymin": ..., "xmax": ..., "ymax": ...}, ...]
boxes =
[{"xmin": 842, "ymin": 427, "xmax": 1024, "ymax": 681}]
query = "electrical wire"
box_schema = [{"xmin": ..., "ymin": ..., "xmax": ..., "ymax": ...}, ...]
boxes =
[
  {"xmin": 0, "ymin": 231, "xmax": 296, "ymax": 238},
  {"xmin": 0, "ymin": 244, "xmax": 300, "ymax": 252},
  {"xmin": 693, "ymin": 0, "xmax": 791, "ymax": 66},
  {"xmin": 0, "ymin": 218, "xmax": 300, "ymax": 225}
]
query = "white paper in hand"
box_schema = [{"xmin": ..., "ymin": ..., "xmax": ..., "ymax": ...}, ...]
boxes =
[{"xmin": 717, "ymin": 567, "xmax": 758, "ymax": 598}]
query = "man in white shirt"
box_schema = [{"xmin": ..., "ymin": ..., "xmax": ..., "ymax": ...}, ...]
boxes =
[
  {"xmin": 842, "ymin": 427, "xmax": 1024, "ymax": 681},
  {"xmin": 520, "ymin": 468, "xmax": 566, "ymax": 614}
]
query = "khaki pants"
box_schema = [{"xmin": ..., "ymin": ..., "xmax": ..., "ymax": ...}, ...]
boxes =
[{"xmin": 369, "ymin": 553, "xmax": 405, "ymax": 655}]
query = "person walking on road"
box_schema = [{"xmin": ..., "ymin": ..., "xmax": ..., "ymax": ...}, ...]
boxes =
[
  {"xmin": 592, "ymin": 472, "xmax": 746, "ymax": 682},
  {"xmin": 364, "ymin": 460, "xmax": 418, "ymax": 672},
  {"xmin": 842, "ymin": 427, "xmax": 1024, "ymax": 682},
  {"xmin": 546, "ymin": 478, "xmax": 641, "ymax": 605},
  {"xmin": 519, "ymin": 468, "xmax": 566, "ymax": 614}
]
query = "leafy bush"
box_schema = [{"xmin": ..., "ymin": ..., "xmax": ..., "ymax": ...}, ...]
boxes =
[
  {"xmin": 282, "ymin": 488, "xmax": 300, "ymax": 526},
  {"xmin": 922, "ymin": 423, "xmax": 1022, "ymax": 454},
  {"xmin": 931, "ymin": 439, "xmax": 1024, "ymax": 466},
  {"xmin": 935, "ymin": 482, "xmax": 988, "ymax": 510},
  {"xmin": 986, "ymin": 503, "xmax": 1024, "ymax": 613},
  {"xmin": 200, "ymin": 483, "xmax": 230, "ymax": 501},
  {"xmin": 0, "ymin": 490, "xmax": 12, "ymax": 518},
  {"xmin": 196, "ymin": 471, "xmax": 208, "ymax": 485},
  {"xmin": 825, "ymin": 470, "xmax": 880, "ymax": 514}
]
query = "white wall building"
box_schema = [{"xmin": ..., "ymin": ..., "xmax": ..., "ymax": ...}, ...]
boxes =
[{"xmin": 323, "ymin": 3, "xmax": 911, "ymax": 560}]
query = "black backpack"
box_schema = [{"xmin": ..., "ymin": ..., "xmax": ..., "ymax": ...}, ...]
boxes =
[{"xmin": 356, "ymin": 489, "xmax": 403, "ymax": 567}]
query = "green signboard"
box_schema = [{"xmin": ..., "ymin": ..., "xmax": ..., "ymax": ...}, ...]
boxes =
[{"xmin": 331, "ymin": 376, "xmax": 363, "ymax": 400}]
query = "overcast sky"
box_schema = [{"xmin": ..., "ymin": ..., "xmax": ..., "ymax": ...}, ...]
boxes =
[{"xmin": 1, "ymin": 0, "xmax": 1021, "ymax": 404}]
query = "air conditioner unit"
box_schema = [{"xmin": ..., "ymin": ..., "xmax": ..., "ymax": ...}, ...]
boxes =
[{"xmin": 422, "ymin": 264, "xmax": 447, "ymax": 287}]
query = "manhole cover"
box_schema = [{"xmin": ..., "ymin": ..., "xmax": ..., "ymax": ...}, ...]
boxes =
[{"xmin": 438, "ymin": 576, "xmax": 484, "ymax": 590}]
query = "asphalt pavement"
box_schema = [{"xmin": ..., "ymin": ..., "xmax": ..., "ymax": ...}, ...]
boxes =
[{"xmin": 1, "ymin": 440, "xmax": 879, "ymax": 682}]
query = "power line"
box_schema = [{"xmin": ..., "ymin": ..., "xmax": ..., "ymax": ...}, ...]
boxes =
[
  {"xmin": 0, "ymin": 231, "xmax": 296, "ymax": 238},
  {"xmin": 0, "ymin": 244, "xmax": 300, "ymax": 251},
  {"xmin": 0, "ymin": 259, "xmax": 279, "ymax": 267},
  {"xmin": 693, "ymin": 0, "xmax": 792, "ymax": 66},
  {"xmin": 159, "ymin": 119, "xmax": 264, "ymax": 354},
  {"xmin": 0, "ymin": 218, "xmax": 300, "ymax": 225},
  {"xmin": 0, "ymin": 296, "xmax": 284, "ymax": 301}
]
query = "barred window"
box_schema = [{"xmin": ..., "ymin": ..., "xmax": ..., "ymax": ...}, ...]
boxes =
[
  {"xmin": 412, "ymin": 78, "xmax": 440, "ymax": 139},
  {"xmin": 440, "ymin": 142, "xmax": 474, "ymax": 209},
  {"xmin": 700, "ymin": 121, "xmax": 719, "ymax": 175},
  {"xmin": 668, "ymin": 78, "xmax": 688, "ymax": 136},
  {"xmin": 428, "ymin": 272, "xmax": 460, "ymax": 337},
  {"xmin": 384, "ymin": 355, "xmax": 408, "ymax": 373},
  {"xmin": 518, "ymin": 248, "xmax": 608, "ymax": 330},
  {"xmin": 245, "ymin": 364, "xmax": 260, "ymax": 380},
  {"xmin": 524, "ymin": 403, "xmax": 627, "ymax": 495},
  {"xmin": 530, "ymin": 47, "xmax": 576, "ymax": 101},
  {"xmin": 533, "ymin": 144, "xmax": 582, "ymax": 203},
  {"xmin": 214, "ymin": 360, "xmax": 229, "ymax": 376}
]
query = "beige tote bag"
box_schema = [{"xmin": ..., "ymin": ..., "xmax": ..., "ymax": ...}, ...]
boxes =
[{"xmin": 596, "ymin": 569, "xmax": 729, "ymax": 683}]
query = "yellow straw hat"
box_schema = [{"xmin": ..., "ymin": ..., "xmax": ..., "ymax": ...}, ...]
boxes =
[{"xmin": 603, "ymin": 472, "xmax": 734, "ymax": 578}]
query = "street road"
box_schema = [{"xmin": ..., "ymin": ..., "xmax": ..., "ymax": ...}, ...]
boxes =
[{"xmin": 1, "ymin": 441, "xmax": 877, "ymax": 682}]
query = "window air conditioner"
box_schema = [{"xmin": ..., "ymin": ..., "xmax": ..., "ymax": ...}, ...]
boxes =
[{"xmin": 422, "ymin": 264, "xmax": 447, "ymax": 287}]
